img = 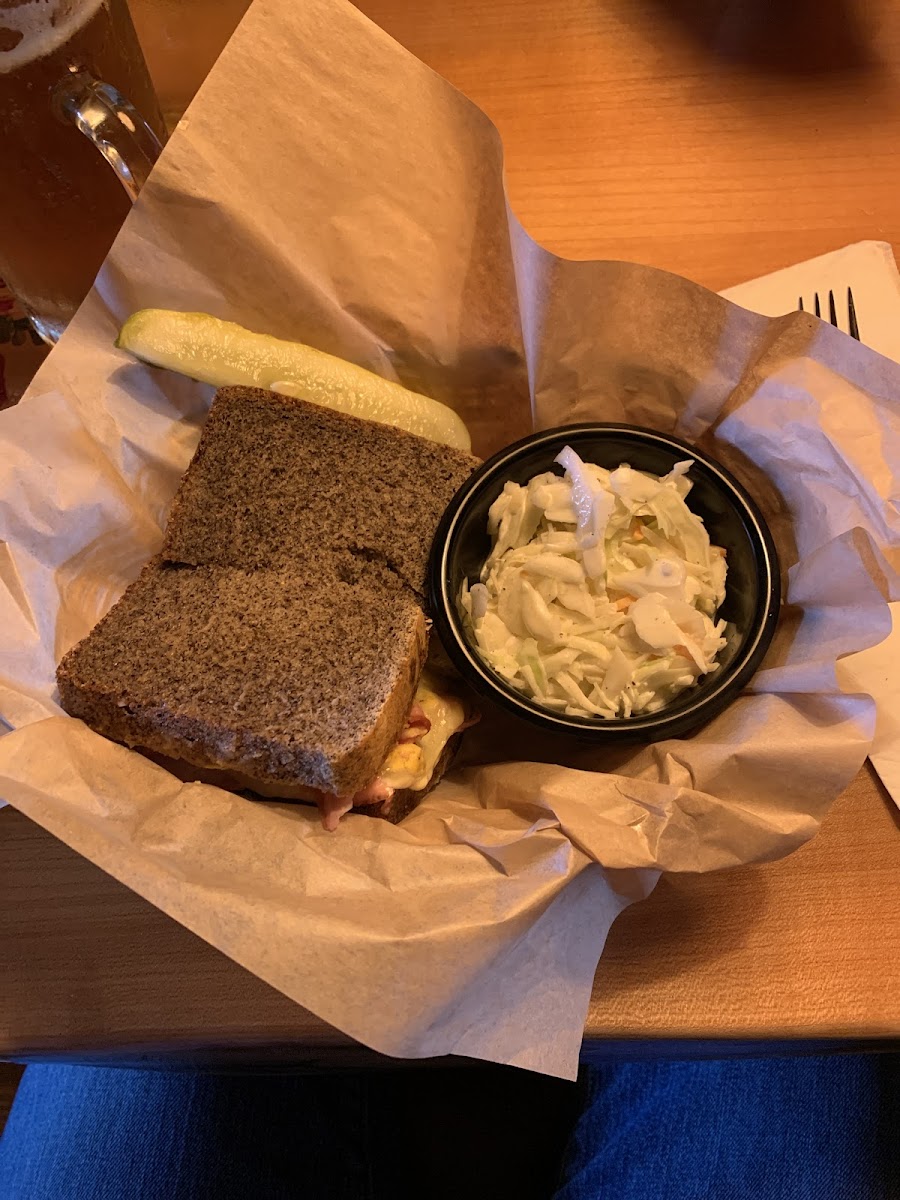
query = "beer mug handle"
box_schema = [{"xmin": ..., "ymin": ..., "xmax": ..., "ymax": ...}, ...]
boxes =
[{"xmin": 50, "ymin": 70, "xmax": 163, "ymax": 203}]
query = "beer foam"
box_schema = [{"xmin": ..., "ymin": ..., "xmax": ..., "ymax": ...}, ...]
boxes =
[{"xmin": 0, "ymin": 0, "xmax": 105, "ymax": 74}]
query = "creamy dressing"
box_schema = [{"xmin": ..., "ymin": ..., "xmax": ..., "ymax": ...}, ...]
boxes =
[{"xmin": 460, "ymin": 447, "xmax": 728, "ymax": 719}]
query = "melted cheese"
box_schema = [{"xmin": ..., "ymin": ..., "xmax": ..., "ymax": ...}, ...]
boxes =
[{"xmin": 378, "ymin": 673, "xmax": 467, "ymax": 793}]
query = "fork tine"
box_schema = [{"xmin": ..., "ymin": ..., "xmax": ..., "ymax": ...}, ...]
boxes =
[
  {"xmin": 798, "ymin": 296, "xmax": 805, "ymax": 311},
  {"xmin": 828, "ymin": 290, "xmax": 838, "ymax": 329},
  {"xmin": 847, "ymin": 287, "xmax": 860, "ymax": 341},
  {"xmin": 814, "ymin": 292, "xmax": 821, "ymax": 318}
]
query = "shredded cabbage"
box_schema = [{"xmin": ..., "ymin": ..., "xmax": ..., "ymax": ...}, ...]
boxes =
[{"xmin": 460, "ymin": 447, "xmax": 728, "ymax": 719}]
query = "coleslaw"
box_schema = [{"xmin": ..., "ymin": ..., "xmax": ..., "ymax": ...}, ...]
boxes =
[{"xmin": 459, "ymin": 446, "xmax": 729, "ymax": 719}]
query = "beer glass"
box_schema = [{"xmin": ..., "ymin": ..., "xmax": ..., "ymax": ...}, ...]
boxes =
[{"xmin": 0, "ymin": 0, "xmax": 167, "ymax": 343}]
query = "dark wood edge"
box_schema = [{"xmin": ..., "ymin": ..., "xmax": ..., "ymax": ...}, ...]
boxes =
[{"xmin": 5, "ymin": 1037, "xmax": 899, "ymax": 1073}]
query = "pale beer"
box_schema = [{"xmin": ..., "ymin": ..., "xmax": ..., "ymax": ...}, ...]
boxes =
[{"xmin": 0, "ymin": 0, "xmax": 164, "ymax": 341}]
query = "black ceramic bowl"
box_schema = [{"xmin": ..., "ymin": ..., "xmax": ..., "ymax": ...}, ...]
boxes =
[{"xmin": 428, "ymin": 424, "xmax": 781, "ymax": 743}]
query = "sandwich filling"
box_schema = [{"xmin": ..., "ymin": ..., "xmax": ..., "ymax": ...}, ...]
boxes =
[{"xmin": 319, "ymin": 672, "xmax": 470, "ymax": 830}]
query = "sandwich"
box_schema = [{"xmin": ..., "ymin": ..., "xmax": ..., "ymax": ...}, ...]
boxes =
[{"xmin": 57, "ymin": 386, "xmax": 480, "ymax": 829}]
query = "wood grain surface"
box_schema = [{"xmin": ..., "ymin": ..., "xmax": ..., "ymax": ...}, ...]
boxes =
[
  {"xmin": 358, "ymin": 0, "xmax": 900, "ymax": 291},
  {"xmin": 3, "ymin": 0, "xmax": 900, "ymax": 1061}
]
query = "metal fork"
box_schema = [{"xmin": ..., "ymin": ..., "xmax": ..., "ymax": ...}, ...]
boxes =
[{"xmin": 798, "ymin": 287, "xmax": 860, "ymax": 340}]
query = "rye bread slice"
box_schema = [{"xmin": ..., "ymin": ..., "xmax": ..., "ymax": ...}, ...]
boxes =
[
  {"xmin": 58, "ymin": 555, "xmax": 427, "ymax": 797},
  {"xmin": 58, "ymin": 390, "xmax": 478, "ymax": 803},
  {"xmin": 163, "ymin": 387, "xmax": 480, "ymax": 594}
]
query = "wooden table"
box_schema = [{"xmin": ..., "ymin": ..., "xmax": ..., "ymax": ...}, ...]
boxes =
[{"xmin": 4, "ymin": 0, "xmax": 900, "ymax": 1066}]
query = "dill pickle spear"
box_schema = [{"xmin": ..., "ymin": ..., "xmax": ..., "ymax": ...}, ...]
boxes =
[{"xmin": 117, "ymin": 309, "xmax": 471, "ymax": 451}]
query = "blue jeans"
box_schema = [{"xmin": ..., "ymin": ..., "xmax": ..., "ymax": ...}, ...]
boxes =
[{"xmin": 1, "ymin": 1055, "xmax": 898, "ymax": 1198}]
